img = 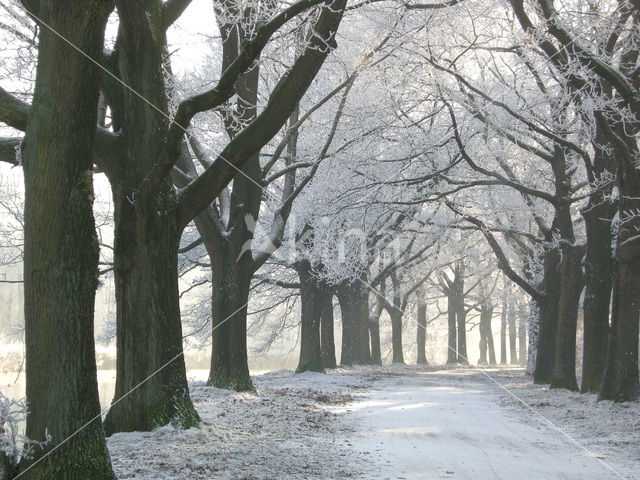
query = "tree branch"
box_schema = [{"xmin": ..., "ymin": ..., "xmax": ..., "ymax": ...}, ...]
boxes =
[
  {"xmin": 162, "ymin": 0, "xmax": 194, "ymax": 30},
  {"xmin": 0, "ymin": 137, "xmax": 22, "ymax": 166},
  {"xmin": 445, "ymin": 200, "xmax": 545, "ymax": 302},
  {"xmin": 176, "ymin": 0, "xmax": 347, "ymax": 228}
]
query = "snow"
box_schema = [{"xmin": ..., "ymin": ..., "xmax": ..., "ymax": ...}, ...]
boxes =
[{"xmin": 106, "ymin": 366, "xmax": 640, "ymax": 479}]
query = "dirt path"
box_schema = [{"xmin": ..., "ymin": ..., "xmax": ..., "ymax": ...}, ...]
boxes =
[{"xmin": 343, "ymin": 368, "xmax": 634, "ymax": 480}]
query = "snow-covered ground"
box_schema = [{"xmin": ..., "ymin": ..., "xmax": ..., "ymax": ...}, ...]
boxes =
[{"xmin": 107, "ymin": 365, "xmax": 640, "ymax": 479}]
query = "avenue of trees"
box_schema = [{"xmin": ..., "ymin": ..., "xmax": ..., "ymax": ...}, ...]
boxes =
[{"xmin": 0, "ymin": 0, "xmax": 639, "ymax": 477}]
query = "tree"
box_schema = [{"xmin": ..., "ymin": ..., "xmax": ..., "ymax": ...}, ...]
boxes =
[
  {"xmin": 5, "ymin": 1, "xmax": 115, "ymax": 477},
  {"xmin": 508, "ymin": 0, "xmax": 639, "ymax": 400}
]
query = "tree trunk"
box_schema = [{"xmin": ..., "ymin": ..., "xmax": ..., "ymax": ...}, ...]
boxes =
[
  {"xmin": 103, "ymin": 184, "xmax": 199, "ymax": 434},
  {"xmin": 599, "ymin": 145, "xmax": 640, "ymax": 402},
  {"xmin": 508, "ymin": 302, "xmax": 518, "ymax": 365},
  {"xmin": 319, "ymin": 287, "xmax": 337, "ymax": 369},
  {"xmin": 369, "ymin": 312, "xmax": 382, "ymax": 366},
  {"xmin": 456, "ymin": 307, "xmax": 468, "ymax": 364},
  {"xmin": 336, "ymin": 277, "xmax": 371, "ymax": 365},
  {"xmin": 534, "ymin": 246, "xmax": 561, "ymax": 384},
  {"xmin": 296, "ymin": 260, "xmax": 323, "ymax": 373},
  {"xmin": 102, "ymin": 4, "xmax": 198, "ymax": 434},
  {"xmin": 550, "ymin": 244, "xmax": 584, "ymax": 391},
  {"xmin": 580, "ymin": 201, "xmax": 614, "ymax": 393},
  {"xmin": 500, "ymin": 296, "xmax": 507, "ymax": 364},
  {"xmin": 446, "ymin": 291, "xmax": 457, "ymax": 363},
  {"xmin": 416, "ymin": 302, "xmax": 428, "ymax": 365},
  {"xmin": 487, "ymin": 309, "xmax": 496, "ymax": 365},
  {"xmin": 485, "ymin": 305, "xmax": 496, "ymax": 365},
  {"xmin": 518, "ymin": 310, "xmax": 527, "ymax": 366},
  {"xmin": 478, "ymin": 307, "xmax": 489, "ymax": 365},
  {"xmin": 526, "ymin": 300, "xmax": 539, "ymax": 375},
  {"xmin": 390, "ymin": 311, "xmax": 405, "ymax": 364},
  {"xmin": 19, "ymin": 2, "xmax": 115, "ymax": 478},
  {"xmin": 599, "ymin": 256, "xmax": 640, "ymax": 402},
  {"xmin": 453, "ymin": 262, "xmax": 468, "ymax": 364},
  {"xmin": 207, "ymin": 236, "xmax": 254, "ymax": 390}
]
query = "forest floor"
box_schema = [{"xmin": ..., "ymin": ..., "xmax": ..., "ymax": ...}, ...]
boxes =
[{"xmin": 107, "ymin": 365, "xmax": 640, "ymax": 480}]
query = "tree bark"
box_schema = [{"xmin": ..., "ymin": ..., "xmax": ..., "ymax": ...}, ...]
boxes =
[
  {"xmin": 487, "ymin": 308, "xmax": 496, "ymax": 365},
  {"xmin": 599, "ymin": 140, "xmax": 640, "ymax": 402},
  {"xmin": 102, "ymin": 4, "xmax": 198, "ymax": 433},
  {"xmin": 206, "ymin": 235, "xmax": 254, "ymax": 390},
  {"xmin": 416, "ymin": 302, "xmax": 428, "ymax": 365},
  {"xmin": 454, "ymin": 263, "xmax": 468, "ymax": 364},
  {"xmin": 368, "ymin": 310, "xmax": 382, "ymax": 366},
  {"xmin": 526, "ymin": 301, "xmax": 539, "ymax": 375},
  {"xmin": 18, "ymin": 2, "xmax": 115, "ymax": 477},
  {"xmin": 534, "ymin": 246, "xmax": 561, "ymax": 384},
  {"xmin": 103, "ymin": 183, "xmax": 199, "ymax": 434},
  {"xmin": 446, "ymin": 290, "xmax": 457, "ymax": 363},
  {"xmin": 389, "ymin": 310, "xmax": 405, "ymax": 364},
  {"xmin": 336, "ymin": 277, "xmax": 371, "ymax": 365},
  {"xmin": 550, "ymin": 244, "xmax": 584, "ymax": 391},
  {"xmin": 500, "ymin": 295, "xmax": 507, "ymax": 364},
  {"xmin": 296, "ymin": 260, "xmax": 323, "ymax": 373},
  {"xmin": 508, "ymin": 301, "xmax": 518, "ymax": 365},
  {"xmin": 580, "ymin": 174, "xmax": 615, "ymax": 392},
  {"xmin": 478, "ymin": 302, "xmax": 496, "ymax": 365},
  {"xmin": 319, "ymin": 286, "xmax": 337, "ymax": 369},
  {"xmin": 518, "ymin": 309, "xmax": 527, "ymax": 366}
]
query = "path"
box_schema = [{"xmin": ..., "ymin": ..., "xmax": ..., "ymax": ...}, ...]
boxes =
[{"xmin": 344, "ymin": 368, "xmax": 632, "ymax": 480}]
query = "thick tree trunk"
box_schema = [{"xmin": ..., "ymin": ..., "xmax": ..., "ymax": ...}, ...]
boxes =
[
  {"xmin": 207, "ymin": 238, "xmax": 254, "ymax": 390},
  {"xmin": 599, "ymin": 257, "xmax": 640, "ymax": 401},
  {"xmin": 319, "ymin": 288, "xmax": 337, "ymax": 369},
  {"xmin": 534, "ymin": 247, "xmax": 561, "ymax": 384},
  {"xmin": 550, "ymin": 244, "xmax": 584, "ymax": 391},
  {"xmin": 580, "ymin": 202, "xmax": 614, "ymax": 393},
  {"xmin": 296, "ymin": 260, "xmax": 323, "ymax": 373},
  {"xmin": 18, "ymin": 3, "xmax": 115, "ymax": 478},
  {"xmin": 508, "ymin": 302, "xmax": 518, "ymax": 365},
  {"xmin": 103, "ymin": 185, "xmax": 199, "ymax": 435},
  {"xmin": 336, "ymin": 277, "xmax": 371, "ymax": 365},
  {"xmin": 102, "ymin": 3, "xmax": 198, "ymax": 435},
  {"xmin": 599, "ymin": 148, "xmax": 640, "ymax": 402},
  {"xmin": 390, "ymin": 311, "xmax": 405, "ymax": 364},
  {"xmin": 446, "ymin": 291, "xmax": 457, "ymax": 363},
  {"xmin": 416, "ymin": 302, "xmax": 428, "ymax": 365}
]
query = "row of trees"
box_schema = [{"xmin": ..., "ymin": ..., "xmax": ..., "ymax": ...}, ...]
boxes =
[{"xmin": 1, "ymin": 0, "xmax": 639, "ymax": 477}]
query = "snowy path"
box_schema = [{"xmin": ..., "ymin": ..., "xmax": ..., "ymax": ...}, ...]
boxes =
[
  {"xmin": 104, "ymin": 366, "xmax": 639, "ymax": 479},
  {"xmin": 344, "ymin": 369, "xmax": 632, "ymax": 480}
]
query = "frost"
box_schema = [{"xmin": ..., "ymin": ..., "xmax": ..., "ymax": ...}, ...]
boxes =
[{"xmin": 0, "ymin": 392, "xmax": 49, "ymax": 469}]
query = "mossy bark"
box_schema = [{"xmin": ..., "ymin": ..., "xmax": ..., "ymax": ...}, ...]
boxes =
[
  {"xmin": 101, "ymin": 2, "xmax": 198, "ymax": 433},
  {"xmin": 18, "ymin": 2, "xmax": 115, "ymax": 478},
  {"xmin": 103, "ymin": 184, "xmax": 199, "ymax": 434}
]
